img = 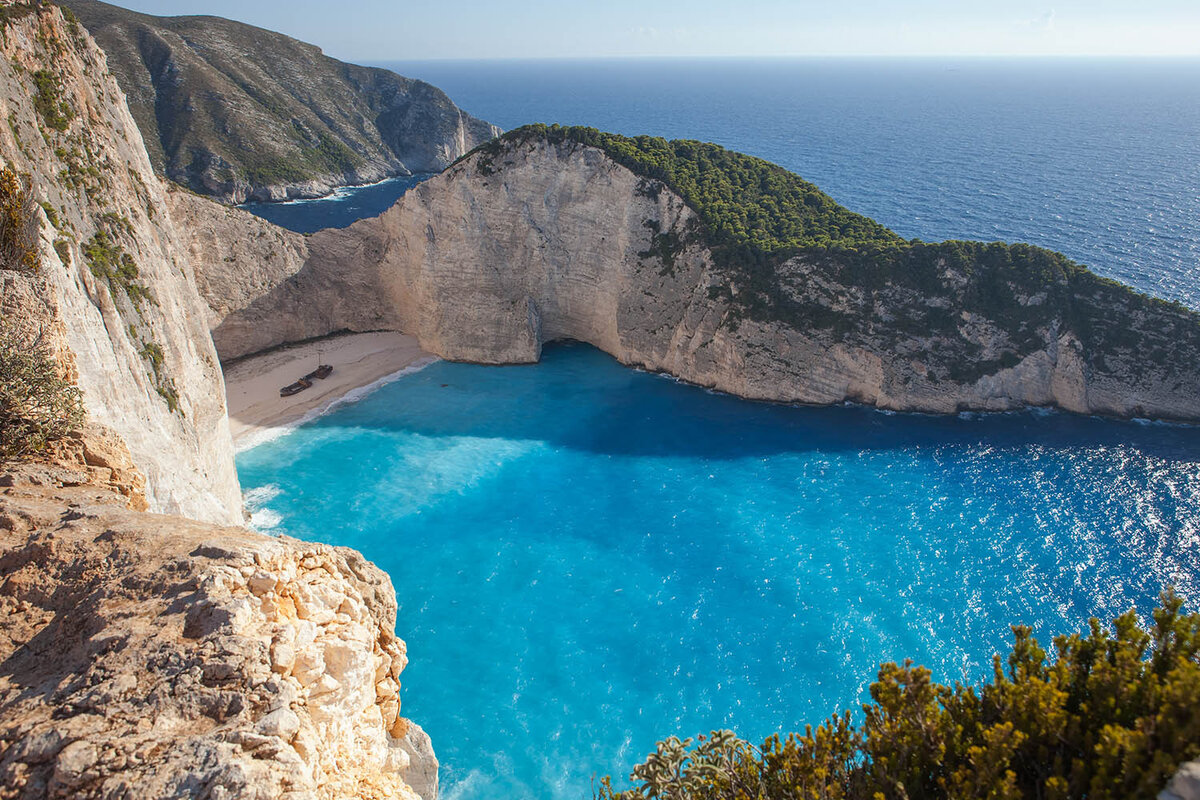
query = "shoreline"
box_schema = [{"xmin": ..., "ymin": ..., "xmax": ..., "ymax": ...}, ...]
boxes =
[
  {"xmin": 236, "ymin": 172, "xmax": 432, "ymax": 209},
  {"xmin": 223, "ymin": 331, "xmax": 436, "ymax": 451}
]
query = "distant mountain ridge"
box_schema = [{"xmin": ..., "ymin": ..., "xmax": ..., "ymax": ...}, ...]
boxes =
[{"xmin": 63, "ymin": 0, "xmax": 501, "ymax": 203}]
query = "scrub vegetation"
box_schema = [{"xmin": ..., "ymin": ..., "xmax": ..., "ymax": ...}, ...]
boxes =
[
  {"xmin": 601, "ymin": 592, "xmax": 1200, "ymax": 800},
  {"xmin": 0, "ymin": 320, "xmax": 85, "ymax": 461},
  {"xmin": 0, "ymin": 165, "xmax": 38, "ymax": 272}
]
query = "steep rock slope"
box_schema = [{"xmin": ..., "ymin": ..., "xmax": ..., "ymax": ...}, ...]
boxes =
[
  {"xmin": 64, "ymin": 0, "xmax": 500, "ymax": 203},
  {"xmin": 199, "ymin": 131, "xmax": 1200, "ymax": 421},
  {"xmin": 1, "ymin": 12, "xmax": 439, "ymax": 795},
  {"xmin": 0, "ymin": 2, "xmax": 241, "ymax": 524},
  {"xmin": 0, "ymin": 463, "xmax": 437, "ymax": 800}
]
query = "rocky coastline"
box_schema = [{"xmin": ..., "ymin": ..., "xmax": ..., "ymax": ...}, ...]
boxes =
[
  {"xmin": 1, "ymin": 1, "xmax": 1198, "ymax": 798},
  {"xmin": 196, "ymin": 135, "xmax": 1200, "ymax": 422}
]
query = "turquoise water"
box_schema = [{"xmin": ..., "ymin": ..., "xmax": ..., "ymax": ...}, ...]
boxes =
[
  {"xmin": 235, "ymin": 58, "xmax": 1200, "ymax": 797},
  {"xmin": 238, "ymin": 343, "xmax": 1200, "ymax": 799}
]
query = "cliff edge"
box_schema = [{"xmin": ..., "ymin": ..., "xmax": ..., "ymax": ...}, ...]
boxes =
[
  {"xmin": 196, "ymin": 127, "xmax": 1200, "ymax": 422},
  {"xmin": 0, "ymin": 0, "xmax": 241, "ymax": 524},
  {"xmin": 0, "ymin": 462, "xmax": 436, "ymax": 800},
  {"xmin": 1, "ymin": 9, "xmax": 439, "ymax": 798}
]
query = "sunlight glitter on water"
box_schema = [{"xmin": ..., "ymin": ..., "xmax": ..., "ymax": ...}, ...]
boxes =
[{"xmin": 238, "ymin": 344, "xmax": 1200, "ymax": 800}]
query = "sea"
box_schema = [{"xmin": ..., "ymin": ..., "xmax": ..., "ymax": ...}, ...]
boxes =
[{"xmin": 237, "ymin": 59, "xmax": 1200, "ymax": 799}]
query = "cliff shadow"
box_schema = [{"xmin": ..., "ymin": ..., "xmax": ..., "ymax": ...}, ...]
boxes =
[{"xmin": 292, "ymin": 341, "xmax": 1200, "ymax": 465}]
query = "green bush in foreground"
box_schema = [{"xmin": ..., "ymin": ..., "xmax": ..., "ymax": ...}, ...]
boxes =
[{"xmin": 600, "ymin": 592, "xmax": 1200, "ymax": 800}]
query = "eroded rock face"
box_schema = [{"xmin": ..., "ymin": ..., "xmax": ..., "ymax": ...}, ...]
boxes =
[
  {"xmin": 0, "ymin": 5, "xmax": 241, "ymax": 523},
  {"xmin": 199, "ymin": 137, "xmax": 1200, "ymax": 421},
  {"xmin": 0, "ymin": 472, "xmax": 436, "ymax": 800},
  {"xmin": 65, "ymin": 0, "xmax": 500, "ymax": 204}
]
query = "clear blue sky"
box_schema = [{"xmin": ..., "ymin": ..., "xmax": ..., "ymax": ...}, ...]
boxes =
[{"xmin": 111, "ymin": 1, "xmax": 1200, "ymax": 60}]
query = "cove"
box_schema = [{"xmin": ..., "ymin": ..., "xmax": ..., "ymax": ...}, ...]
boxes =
[
  {"xmin": 236, "ymin": 342, "xmax": 1200, "ymax": 800},
  {"xmin": 238, "ymin": 174, "xmax": 430, "ymax": 234}
]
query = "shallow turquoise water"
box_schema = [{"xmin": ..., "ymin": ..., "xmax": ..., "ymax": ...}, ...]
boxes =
[{"xmin": 238, "ymin": 343, "xmax": 1200, "ymax": 800}]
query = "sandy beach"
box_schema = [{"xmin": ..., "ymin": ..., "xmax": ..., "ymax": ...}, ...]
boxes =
[{"xmin": 223, "ymin": 332, "xmax": 434, "ymax": 449}]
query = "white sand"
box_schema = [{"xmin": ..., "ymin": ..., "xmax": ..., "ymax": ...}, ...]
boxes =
[{"xmin": 223, "ymin": 332, "xmax": 434, "ymax": 450}]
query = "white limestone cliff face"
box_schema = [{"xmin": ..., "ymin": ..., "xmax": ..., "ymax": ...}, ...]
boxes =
[
  {"xmin": 199, "ymin": 137, "xmax": 1200, "ymax": 421},
  {"xmin": 0, "ymin": 467, "xmax": 436, "ymax": 800},
  {"xmin": 0, "ymin": 5, "xmax": 241, "ymax": 524}
]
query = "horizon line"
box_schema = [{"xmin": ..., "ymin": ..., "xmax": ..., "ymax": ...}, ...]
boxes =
[{"xmin": 360, "ymin": 53, "xmax": 1200, "ymax": 63}]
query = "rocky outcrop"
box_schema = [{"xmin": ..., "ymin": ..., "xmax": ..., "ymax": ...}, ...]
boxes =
[
  {"xmin": 0, "ymin": 467, "xmax": 436, "ymax": 800},
  {"xmin": 0, "ymin": 2, "xmax": 241, "ymax": 524},
  {"xmin": 0, "ymin": 6, "xmax": 437, "ymax": 797},
  {"xmin": 1162, "ymin": 761, "xmax": 1200, "ymax": 800},
  {"xmin": 64, "ymin": 0, "xmax": 501, "ymax": 203},
  {"xmin": 199, "ymin": 135, "xmax": 1200, "ymax": 421},
  {"xmin": 164, "ymin": 187, "xmax": 311, "ymax": 338}
]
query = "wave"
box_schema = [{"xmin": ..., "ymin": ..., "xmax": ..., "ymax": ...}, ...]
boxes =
[{"xmin": 238, "ymin": 174, "xmax": 416, "ymax": 208}]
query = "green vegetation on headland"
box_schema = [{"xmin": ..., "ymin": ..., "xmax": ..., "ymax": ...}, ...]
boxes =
[
  {"xmin": 469, "ymin": 126, "xmax": 1200, "ymax": 384},
  {"xmin": 601, "ymin": 592, "xmax": 1200, "ymax": 800}
]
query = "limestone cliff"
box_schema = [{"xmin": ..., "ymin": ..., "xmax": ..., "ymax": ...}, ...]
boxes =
[
  {"xmin": 0, "ymin": 462, "xmax": 436, "ymax": 800},
  {"xmin": 64, "ymin": 0, "xmax": 501, "ymax": 203},
  {"xmin": 0, "ymin": 1, "xmax": 241, "ymax": 524},
  {"xmin": 197, "ymin": 133, "xmax": 1200, "ymax": 421}
]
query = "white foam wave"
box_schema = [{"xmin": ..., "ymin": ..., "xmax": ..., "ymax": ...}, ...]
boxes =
[
  {"xmin": 235, "ymin": 357, "xmax": 439, "ymax": 453},
  {"xmin": 243, "ymin": 483, "xmax": 282, "ymax": 506},
  {"xmin": 249, "ymin": 507, "xmax": 283, "ymax": 531},
  {"xmin": 238, "ymin": 175, "xmax": 414, "ymax": 208}
]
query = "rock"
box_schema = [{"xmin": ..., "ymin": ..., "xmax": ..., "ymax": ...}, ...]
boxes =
[
  {"xmin": 53, "ymin": 740, "xmax": 97, "ymax": 779},
  {"xmin": 9, "ymin": 730, "xmax": 65, "ymax": 764},
  {"xmin": 396, "ymin": 721, "xmax": 440, "ymax": 800},
  {"xmin": 256, "ymin": 708, "xmax": 301, "ymax": 740},
  {"xmin": 0, "ymin": 474, "xmax": 434, "ymax": 800},
  {"xmin": 1162, "ymin": 761, "xmax": 1200, "ymax": 800}
]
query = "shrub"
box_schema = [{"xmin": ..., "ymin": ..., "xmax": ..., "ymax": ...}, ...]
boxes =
[
  {"xmin": 52, "ymin": 237, "xmax": 70, "ymax": 265},
  {"xmin": 0, "ymin": 165, "xmax": 38, "ymax": 272},
  {"xmin": 600, "ymin": 591, "xmax": 1200, "ymax": 800},
  {"xmin": 0, "ymin": 321, "xmax": 85, "ymax": 461},
  {"xmin": 83, "ymin": 229, "xmax": 153, "ymax": 307},
  {"xmin": 32, "ymin": 68, "xmax": 73, "ymax": 132}
]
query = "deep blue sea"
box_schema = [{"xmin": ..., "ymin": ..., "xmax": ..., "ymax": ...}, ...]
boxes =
[
  {"xmin": 237, "ymin": 60, "xmax": 1200, "ymax": 799},
  {"xmin": 239, "ymin": 173, "xmax": 429, "ymax": 233}
]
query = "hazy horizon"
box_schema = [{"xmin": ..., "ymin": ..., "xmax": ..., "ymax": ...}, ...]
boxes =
[{"xmin": 103, "ymin": 0, "xmax": 1200, "ymax": 61}]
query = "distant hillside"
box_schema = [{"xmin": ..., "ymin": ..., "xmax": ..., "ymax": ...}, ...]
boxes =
[{"xmin": 63, "ymin": 0, "xmax": 500, "ymax": 203}]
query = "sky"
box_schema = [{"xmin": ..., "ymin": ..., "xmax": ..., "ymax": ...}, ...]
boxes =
[{"xmin": 111, "ymin": 1, "xmax": 1200, "ymax": 60}]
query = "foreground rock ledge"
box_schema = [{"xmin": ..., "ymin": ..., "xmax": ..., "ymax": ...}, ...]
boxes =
[{"xmin": 0, "ymin": 467, "xmax": 436, "ymax": 800}]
